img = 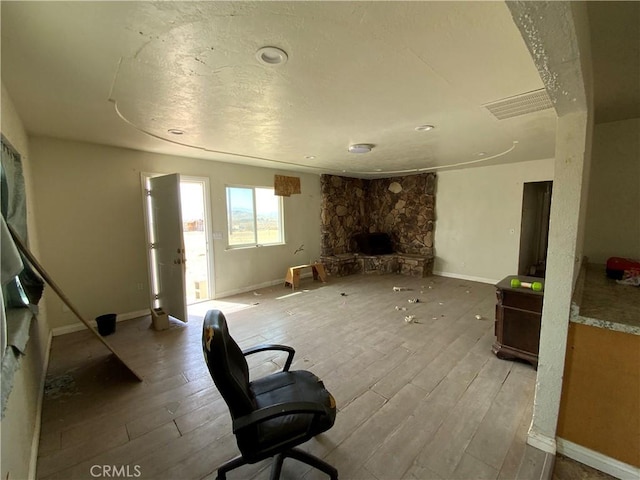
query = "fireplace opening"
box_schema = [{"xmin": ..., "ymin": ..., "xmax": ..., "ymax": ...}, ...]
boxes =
[{"xmin": 352, "ymin": 232, "xmax": 393, "ymax": 255}]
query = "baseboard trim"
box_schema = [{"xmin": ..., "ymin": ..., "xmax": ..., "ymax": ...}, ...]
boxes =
[
  {"xmin": 117, "ymin": 309, "xmax": 151, "ymax": 322},
  {"xmin": 214, "ymin": 276, "xmax": 308, "ymax": 299},
  {"xmin": 527, "ymin": 430, "xmax": 557, "ymax": 454},
  {"xmin": 557, "ymin": 438, "xmax": 640, "ymax": 480},
  {"xmin": 432, "ymin": 270, "xmax": 500, "ymax": 285},
  {"xmin": 28, "ymin": 329, "xmax": 53, "ymax": 480},
  {"xmin": 52, "ymin": 309, "xmax": 151, "ymax": 337}
]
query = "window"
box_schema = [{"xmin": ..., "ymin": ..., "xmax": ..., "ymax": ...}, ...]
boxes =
[{"xmin": 226, "ymin": 186, "xmax": 284, "ymax": 247}]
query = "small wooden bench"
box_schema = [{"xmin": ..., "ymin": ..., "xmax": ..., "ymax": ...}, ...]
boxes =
[{"xmin": 284, "ymin": 263, "xmax": 327, "ymax": 290}]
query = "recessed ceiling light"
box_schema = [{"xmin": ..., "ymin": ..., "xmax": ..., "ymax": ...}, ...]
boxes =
[
  {"xmin": 256, "ymin": 46, "xmax": 288, "ymax": 66},
  {"xmin": 415, "ymin": 124, "xmax": 435, "ymax": 132},
  {"xmin": 348, "ymin": 144, "xmax": 374, "ymax": 154},
  {"xmin": 167, "ymin": 129, "xmax": 184, "ymax": 135}
]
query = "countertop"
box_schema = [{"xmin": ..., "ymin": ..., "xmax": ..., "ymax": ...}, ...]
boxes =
[{"xmin": 571, "ymin": 262, "xmax": 640, "ymax": 335}]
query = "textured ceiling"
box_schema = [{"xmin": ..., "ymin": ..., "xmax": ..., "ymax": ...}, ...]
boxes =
[{"xmin": 0, "ymin": 2, "xmax": 635, "ymax": 178}]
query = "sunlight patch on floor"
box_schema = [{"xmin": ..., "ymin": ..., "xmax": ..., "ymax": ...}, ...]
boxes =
[{"xmin": 188, "ymin": 299, "xmax": 254, "ymax": 317}]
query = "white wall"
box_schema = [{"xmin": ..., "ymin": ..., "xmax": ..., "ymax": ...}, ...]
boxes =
[
  {"xmin": 433, "ymin": 158, "xmax": 554, "ymax": 284},
  {"xmin": 584, "ymin": 118, "xmax": 640, "ymax": 264},
  {"xmin": 1, "ymin": 82, "xmax": 51, "ymax": 480},
  {"xmin": 28, "ymin": 137, "xmax": 322, "ymax": 329}
]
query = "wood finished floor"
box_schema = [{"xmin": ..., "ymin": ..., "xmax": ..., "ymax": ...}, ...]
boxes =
[{"xmin": 37, "ymin": 273, "xmax": 541, "ymax": 480}]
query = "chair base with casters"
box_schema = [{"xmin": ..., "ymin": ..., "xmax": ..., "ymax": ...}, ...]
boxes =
[
  {"xmin": 202, "ymin": 309, "xmax": 338, "ymax": 480},
  {"xmin": 216, "ymin": 447, "xmax": 337, "ymax": 480}
]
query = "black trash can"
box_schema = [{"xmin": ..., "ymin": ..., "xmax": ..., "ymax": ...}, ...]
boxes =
[{"xmin": 96, "ymin": 313, "xmax": 117, "ymax": 336}]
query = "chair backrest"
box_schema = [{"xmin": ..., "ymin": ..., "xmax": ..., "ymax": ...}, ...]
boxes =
[{"xmin": 202, "ymin": 309, "xmax": 255, "ymax": 418}]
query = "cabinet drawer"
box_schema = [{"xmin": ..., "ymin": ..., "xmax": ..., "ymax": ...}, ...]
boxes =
[{"xmin": 501, "ymin": 289, "xmax": 543, "ymax": 313}]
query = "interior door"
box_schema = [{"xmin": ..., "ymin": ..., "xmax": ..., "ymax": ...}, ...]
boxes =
[{"xmin": 149, "ymin": 173, "xmax": 187, "ymax": 322}]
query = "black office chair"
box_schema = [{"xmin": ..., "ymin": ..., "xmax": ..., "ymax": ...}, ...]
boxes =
[{"xmin": 202, "ymin": 309, "xmax": 338, "ymax": 480}]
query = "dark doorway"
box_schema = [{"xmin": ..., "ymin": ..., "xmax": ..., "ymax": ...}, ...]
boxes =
[{"xmin": 518, "ymin": 181, "xmax": 553, "ymax": 278}]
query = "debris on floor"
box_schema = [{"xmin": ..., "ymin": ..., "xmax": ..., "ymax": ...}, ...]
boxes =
[
  {"xmin": 395, "ymin": 306, "xmax": 407, "ymax": 311},
  {"xmin": 393, "ymin": 286, "xmax": 409, "ymax": 292},
  {"xmin": 340, "ymin": 292, "xmax": 348, "ymax": 296},
  {"xmin": 166, "ymin": 401, "xmax": 181, "ymax": 415},
  {"xmin": 253, "ymin": 291, "xmax": 262, "ymax": 296},
  {"xmin": 404, "ymin": 315, "xmax": 416, "ymax": 323},
  {"xmin": 44, "ymin": 374, "xmax": 78, "ymax": 399},
  {"xmin": 475, "ymin": 314, "xmax": 483, "ymax": 320},
  {"xmin": 408, "ymin": 298, "xmax": 420, "ymax": 303}
]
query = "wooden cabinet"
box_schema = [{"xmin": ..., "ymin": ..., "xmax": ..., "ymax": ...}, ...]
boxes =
[{"xmin": 492, "ymin": 275, "xmax": 543, "ymax": 368}]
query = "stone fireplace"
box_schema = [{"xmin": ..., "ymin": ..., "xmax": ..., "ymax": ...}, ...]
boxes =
[{"xmin": 320, "ymin": 173, "xmax": 436, "ymax": 277}]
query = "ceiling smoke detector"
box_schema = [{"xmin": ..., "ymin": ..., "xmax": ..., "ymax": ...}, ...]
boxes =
[
  {"xmin": 348, "ymin": 144, "xmax": 374, "ymax": 154},
  {"xmin": 255, "ymin": 46, "xmax": 288, "ymax": 66}
]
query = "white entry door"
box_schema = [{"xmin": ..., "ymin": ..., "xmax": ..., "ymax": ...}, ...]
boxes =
[{"xmin": 148, "ymin": 173, "xmax": 187, "ymax": 322}]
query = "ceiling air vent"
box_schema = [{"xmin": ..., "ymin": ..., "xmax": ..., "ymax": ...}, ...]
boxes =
[{"xmin": 483, "ymin": 89, "xmax": 553, "ymax": 120}]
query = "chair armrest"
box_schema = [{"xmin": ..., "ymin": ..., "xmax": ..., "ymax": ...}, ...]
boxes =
[
  {"xmin": 232, "ymin": 401, "xmax": 327, "ymax": 433},
  {"xmin": 242, "ymin": 344, "xmax": 295, "ymax": 372}
]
